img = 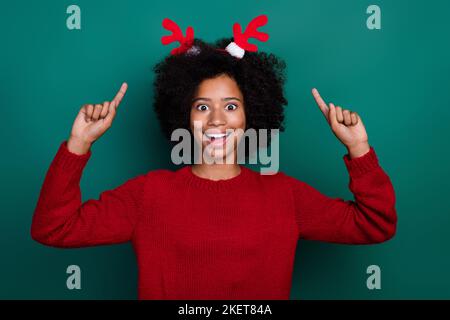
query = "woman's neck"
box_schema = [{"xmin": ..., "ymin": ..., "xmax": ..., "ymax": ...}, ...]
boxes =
[{"xmin": 191, "ymin": 163, "xmax": 241, "ymax": 181}]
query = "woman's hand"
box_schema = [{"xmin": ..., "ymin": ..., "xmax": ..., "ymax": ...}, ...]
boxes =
[
  {"xmin": 312, "ymin": 88, "xmax": 370, "ymax": 158},
  {"xmin": 67, "ymin": 83, "xmax": 128, "ymax": 155}
]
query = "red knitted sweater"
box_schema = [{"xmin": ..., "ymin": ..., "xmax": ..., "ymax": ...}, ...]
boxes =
[{"xmin": 31, "ymin": 140, "xmax": 397, "ymax": 299}]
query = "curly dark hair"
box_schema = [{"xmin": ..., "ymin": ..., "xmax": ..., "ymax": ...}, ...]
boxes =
[{"xmin": 152, "ymin": 37, "xmax": 288, "ymax": 146}]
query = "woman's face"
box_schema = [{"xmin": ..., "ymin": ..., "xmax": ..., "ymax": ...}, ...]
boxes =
[{"xmin": 190, "ymin": 73, "xmax": 246, "ymax": 162}]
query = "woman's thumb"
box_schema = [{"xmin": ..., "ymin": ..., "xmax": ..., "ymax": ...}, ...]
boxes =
[{"xmin": 103, "ymin": 100, "xmax": 117, "ymax": 126}]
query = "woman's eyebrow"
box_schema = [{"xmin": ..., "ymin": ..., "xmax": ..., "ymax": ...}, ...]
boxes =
[
  {"xmin": 191, "ymin": 97, "xmax": 242, "ymax": 103},
  {"xmin": 223, "ymin": 97, "xmax": 242, "ymax": 102}
]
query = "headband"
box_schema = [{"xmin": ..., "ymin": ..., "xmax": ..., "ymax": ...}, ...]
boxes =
[{"xmin": 160, "ymin": 15, "xmax": 269, "ymax": 59}]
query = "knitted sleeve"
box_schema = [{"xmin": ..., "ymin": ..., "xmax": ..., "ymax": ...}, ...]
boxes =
[
  {"xmin": 285, "ymin": 146, "xmax": 397, "ymax": 244},
  {"xmin": 30, "ymin": 140, "xmax": 147, "ymax": 248}
]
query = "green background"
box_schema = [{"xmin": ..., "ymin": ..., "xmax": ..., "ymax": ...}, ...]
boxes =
[{"xmin": 1, "ymin": 0, "xmax": 449, "ymax": 299}]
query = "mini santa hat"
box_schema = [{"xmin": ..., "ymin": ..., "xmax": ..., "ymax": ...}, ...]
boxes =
[{"xmin": 160, "ymin": 15, "xmax": 269, "ymax": 59}]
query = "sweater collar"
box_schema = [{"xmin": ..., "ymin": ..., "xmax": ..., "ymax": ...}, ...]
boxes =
[{"xmin": 177, "ymin": 165, "xmax": 252, "ymax": 191}]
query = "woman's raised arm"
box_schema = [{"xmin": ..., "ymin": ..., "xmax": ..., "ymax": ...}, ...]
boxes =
[{"xmin": 30, "ymin": 83, "xmax": 147, "ymax": 248}]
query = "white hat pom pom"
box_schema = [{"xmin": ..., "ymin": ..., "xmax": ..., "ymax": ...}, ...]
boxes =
[{"xmin": 225, "ymin": 42, "xmax": 245, "ymax": 59}]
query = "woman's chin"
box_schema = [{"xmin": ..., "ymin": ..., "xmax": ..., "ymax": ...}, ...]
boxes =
[{"xmin": 202, "ymin": 145, "xmax": 237, "ymax": 162}]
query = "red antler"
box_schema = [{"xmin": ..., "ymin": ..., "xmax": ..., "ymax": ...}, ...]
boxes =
[
  {"xmin": 233, "ymin": 15, "xmax": 269, "ymax": 52},
  {"xmin": 161, "ymin": 18, "xmax": 194, "ymax": 55}
]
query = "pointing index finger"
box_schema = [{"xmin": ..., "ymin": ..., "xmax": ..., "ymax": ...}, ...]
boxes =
[
  {"xmin": 112, "ymin": 82, "xmax": 128, "ymax": 108},
  {"xmin": 312, "ymin": 88, "xmax": 329, "ymax": 122}
]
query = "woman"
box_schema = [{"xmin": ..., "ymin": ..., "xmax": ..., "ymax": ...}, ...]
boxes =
[{"xmin": 31, "ymin": 16, "xmax": 397, "ymax": 299}]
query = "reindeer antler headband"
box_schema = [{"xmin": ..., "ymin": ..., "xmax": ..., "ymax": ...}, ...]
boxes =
[{"xmin": 160, "ymin": 15, "xmax": 269, "ymax": 59}]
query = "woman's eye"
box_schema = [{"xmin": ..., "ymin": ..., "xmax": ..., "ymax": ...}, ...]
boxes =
[
  {"xmin": 196, "ymin": 104, "xmax": 209, "ymax": 111},
  {"xmin": 225, "ymin": 103, "xmax": 237, "ymax": 111}
]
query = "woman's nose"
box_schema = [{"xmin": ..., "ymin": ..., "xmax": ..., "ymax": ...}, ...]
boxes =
[{"xmin": 207, "ymin": 108, "xmax": 226, "ymax": 126}]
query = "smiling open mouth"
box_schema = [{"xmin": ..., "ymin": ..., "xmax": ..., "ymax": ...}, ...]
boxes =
[{"xmin": 204, "ymin": 131, "xmax": 233, "ymax": 144}]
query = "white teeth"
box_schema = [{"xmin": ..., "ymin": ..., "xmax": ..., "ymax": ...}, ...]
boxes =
[{"xmin": 205, "ymin": 132, "xmax": 231, "ymax": 139}]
